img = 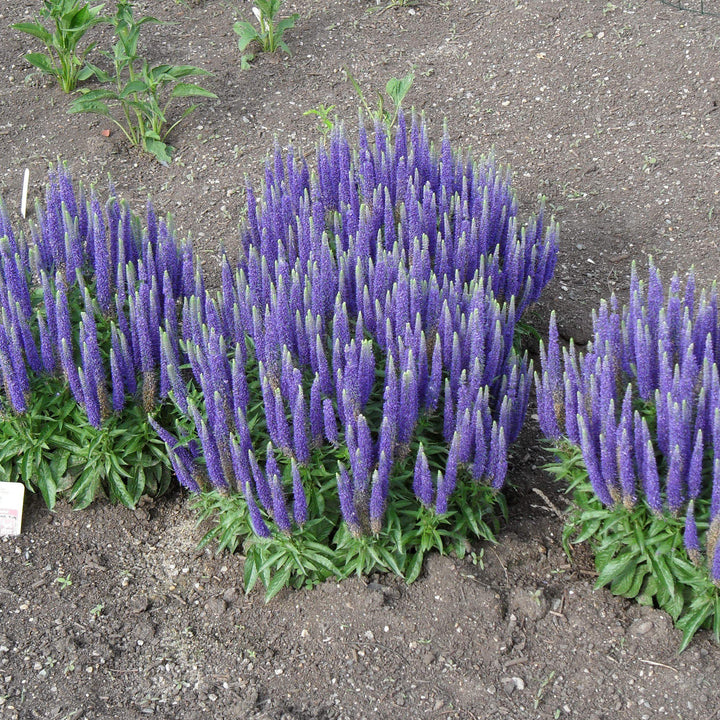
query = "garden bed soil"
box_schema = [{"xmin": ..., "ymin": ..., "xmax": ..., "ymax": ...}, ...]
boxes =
[{"xmin": 1, "ymin": 0, "xmax": 720, "ymax": 718}]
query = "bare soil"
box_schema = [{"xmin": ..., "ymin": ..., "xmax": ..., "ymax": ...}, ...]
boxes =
[{"xmin": 1, "ymin": 0, "xmax": 720, "ymax": 718}]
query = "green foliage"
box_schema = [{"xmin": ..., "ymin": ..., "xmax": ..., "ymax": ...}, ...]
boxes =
[
  {"xmin": 0, "ymin": 373, "xmax": 76, "ymax": 509},
  {"xmin": 0, "ymin": 347, "xmax": 174, "ymax": 512},
  {"xmin": 63, "ymin": 401, "xmax": 174, "ymax": 510},
  {"xmin": 304, "ymin": 104, "xmax": 336, "ymax": 137},
  {"xmin": 191, "ymin": 422, "xmax": 505, "ymax": 601},
  {"xmin": 69, "ymin": 0, "xmax": 216, "ymax": 164},
  {"xmin": 547, "ymin": 441, "xmax": 720, "ymax": 652},
  {"xmin": 346, "ymin": 70, "xmax": 414, "ymax": 127},
  {"xmin": 233, "ymin": 0, "xmax": 299, "ymax": 69},
  {"xmin": 12, "ymin": 0, "xmax": 106, "ymax": 93}
]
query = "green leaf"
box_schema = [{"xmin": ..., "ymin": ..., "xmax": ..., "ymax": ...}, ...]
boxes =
[
  {"xmin": 144, "ymin": 138, "xmax": 173, "ymax": 165},
  {"xmin": 69, "ymin": 98, "xmax": 111, "ymax": 116},
  {"xmin": 678, "ymin": 601, "xmax": 713, "ymax": 653},
  {"xmin": 573, "ymin": 518, "xmax": 601, "ymax": 544},
  {"xmin": 243, "ymin": 551, "xmax": 262, "ymax": 594},
  {"xmin": 595, "ymin": 550, "xmax": 638, "ymax": 589},
  {"xmin": 24, "ymin": 53, "xmax": 55, "ymax": 75},
  {"xmin": 405, "ymin": 550, "xmax": 424, "ymax": 584},
  {"xmin": 264, "ymin": 564, "xmax": 292, "ymax": 602},
  {"xmin": 12, "ymin": 23, "xmax": 53, "ymax": 43},
  {"xmin": 120, "ymin": 79, "xmax": 149, "ymax": 96},
  {"xmin": 69, "ymin": 466, "xmax": 102, "ymax": 510},
  {"xmin": 385, "ymin": 73, "xmax": 414, "ymax": 107},
  {"xmin": 275, "ymin": 14, "xmax": 299, "ymax": 34},
  {"xmin": 37, "ymin": 460, "xmax": 57, "ymax": 510},
  {"xmin": 234, "ymin": 22, "xmax": 259, "ymax": 52},
  {"xmin": 651, "ymin": 554, "xmax": 676, "ymax": 600},
  {"xmin": 170, "ymin": 83, "xmax": 217, "ymax": 99}
]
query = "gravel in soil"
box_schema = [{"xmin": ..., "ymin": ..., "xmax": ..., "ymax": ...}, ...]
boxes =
[{"xmin": 2, "ymin": 0, "xmax": 720, "ymax": 718}]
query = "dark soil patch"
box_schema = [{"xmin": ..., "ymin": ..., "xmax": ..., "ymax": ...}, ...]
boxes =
[{"xmin": 1, "ymin": 0, "xmax": 720, "ymax": 718}]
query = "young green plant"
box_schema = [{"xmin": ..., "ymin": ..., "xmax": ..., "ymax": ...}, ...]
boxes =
[
  {"xmin": 12, "ymin": 0, "xmax": 106, "ymax": 93},
  {"xmin": 234, "ymin": 0, "xmax": 299, "ymax": 69},
  {"xmin": 69, "ymin": 0, "xmax": 216, "ymax": 164},
  {"xmin": 346, "ymin": 70, "xmax": 414, "ymax": 127}
]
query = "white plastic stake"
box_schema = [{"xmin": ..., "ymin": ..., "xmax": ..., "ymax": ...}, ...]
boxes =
[{"xmin": 21, "ymin": 168, "xmax": 29, "ymax": 219}]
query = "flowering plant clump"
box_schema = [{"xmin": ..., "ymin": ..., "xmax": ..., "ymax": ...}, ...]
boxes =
[
  {"xmin": 161, "ymin": 114, "xmax": 558, "ymax": 596},
  {"xmin": 0, "ymin": 117, "xmax": 557, "ymax": 597},
  {"xmin": 0, "ymin": 166, "xmax": 199, "ymax": 508},
  {"xmin": 536, "ymin": 260, "xmax": 720, "ymax": 649}
]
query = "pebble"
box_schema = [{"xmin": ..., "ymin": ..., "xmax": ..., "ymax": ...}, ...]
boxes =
[
  {"xmin": 130, "ymin": 594, "xmax": 150, "ymax": 614},
  {"xmin": 204, "ymin": 598, "xmax": 227, "ymax": 615},
  {"xmin": 630, "ymin": 620, "xmax": 653, "ymax": 637}
]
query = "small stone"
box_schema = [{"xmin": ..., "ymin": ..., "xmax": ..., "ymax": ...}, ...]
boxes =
[
  {"xmin": 130, "ymin": 595, "xmax": 149, "ymax": 614},
  {"xmin": 222, "ymin": 588, "xmax": 239, "ymax": 604},
  {"xmin": 204, "ymin": 597, "xmax": 226, "ymax": 615},
  {"xmin": 630, "ymin": 620, "xmax": 653, "ymax": 637},
  {"xmin": 423, "ymin": 652, "xmax": 435, "ymax": 666}
]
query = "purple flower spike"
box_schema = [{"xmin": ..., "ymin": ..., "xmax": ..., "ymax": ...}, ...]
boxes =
[
  {"xmin": 665, "ymin": 443, "xmax": 684, "ymax": 514},
  {"xmin": 398, "ymin": 367, "xmax": 419, "ymax": 446},
  {"xmin": 110, "ymin": 347, "xmax": 125, "ymax": 413},
  {"xmin": 248, "ymin": 448, "xmax": 272, "ymax": 511},
  {"xmin": 190, "ymin": 401, "xmax": 228, "ymax": 490},
  {"xmin": 274, "ymin": 387, "xmax": 292, "ymax": 451},
  {"xmin": 369, "ymin": 469, "xmax": 387, "ymax": 534},
  {"xmin": 323, "ymin": 397, "xmax": 338, "ymax": 444},
  {"xmin": 337, "ymin": 463, "xmax": 362, "ymax": 536},
  {"xmin": 243, "ymin": 481, "xmax": 272, "ymax": 539},
  {"xmin": 293, "ymin": 390, "xmax": 311, "ymax": 465},
  {"xmin": 642, "ymin": 435, "xmax": 663, "ymax": 515},
  {"xmin": 78, "ymin": 365, "xmax": 101, "ymax": 429},
  {"xmin": 435, "ymin": 470, "xmax": 448, "ymax": 515},
  {"xmin": 269, "ymin": 470, "xmax": 292, "ymax": 535},
  {"xmin": 711, "ymin": 529, "xmax": 720, "ymax": 584},
  {"xmin": 0, "ymin": 329, "xmax": 27, "ymax": 413},
  {"xmin": 291, "ymin": 459, "xmax": 307, "ymax": 526},
  {"xmin": 577, "ymin": 414, "xmax": 613, "ymax": 506},
  {"xmin": 443, "ymin": 379, "xmax": 455, "ymax": 443},
  {"xmin": 309, "ymin": 375, "xmax": 323, "ymax": 445},
  {"xmin": 487, "ymin": 422, "xmax": 508, "ymax": 489},
  {"xmin": 683, "ymin": 501, "xmax": 701, "ymax": 564},
  {"xmin": 413, "ymin": 444, "xmax": 434, "ymax": 507},
  {"xmin": 356, "ymin": 412, "xmax": 375, "ymax": 466},
  {"xmin": 685, "ymin": 428, "xmax": 704, "ymax": 502}
]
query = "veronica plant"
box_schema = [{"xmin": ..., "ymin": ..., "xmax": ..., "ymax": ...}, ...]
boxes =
[
  {"xmin": 0, "ymin": 166, "xmax": 199, "ymax": 508},
  {"xmin": 234, "ymin": 0, "xmax": 299, "ymax": 69},
  {"xmin": 12, "ymin": 0, "xmax": 106, "ymax": 93},
  {"xmin": 159, "ymin": 114, "xmax": 557, "ymax": 598},
  {"xmin": 70, "ymin": 0, "xmax": 216, "ymax": 164},
  {"xmin": 536, "ymin": 261, "xmax": 720, "ymax": 650}
]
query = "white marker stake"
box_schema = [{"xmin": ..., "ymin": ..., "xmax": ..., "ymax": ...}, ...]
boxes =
[
  {"xmin": 21, "ymin": 168, "xmax": 29, "ymax": 219},
  {"xmin": 0, "ymin": 482, "xmax": 25, "ymax": 536}
]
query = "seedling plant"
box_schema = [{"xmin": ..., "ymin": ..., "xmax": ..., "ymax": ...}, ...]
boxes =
[
  {"xmin": 70, "ymin": 0, "xmax": 216, "ymax": 163},
  {"xmin": 234, "ymin": 0, "xmax": 299, "ymax": 69},
  {"xmin": 347, "ymin": 70, "xmax": 415, "ymax": 127},
  {"xmin": 12, "ymin": 0, "xmax": 106, "ymax": 93}
]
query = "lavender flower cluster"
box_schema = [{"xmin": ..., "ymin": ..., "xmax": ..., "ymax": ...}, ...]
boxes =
[
  {"xmin": 0, "ymin": 167, "xmax": 197, "ymax": 426},
  {"xmin": 162, "ymin": 115, "xmax": 558, "ymax": 537},
  {"xmin": 536, "ymin": 261, "xmax": 720, "ymax": 578}
]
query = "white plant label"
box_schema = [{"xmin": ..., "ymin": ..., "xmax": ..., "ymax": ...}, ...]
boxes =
[
  {"xmin": 0, "ymin": 483, "xmax": 24, "ymax": 536},
  {"xmin": 21, "ymin": 168, "xmax": 29, "ymax": 219}
]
